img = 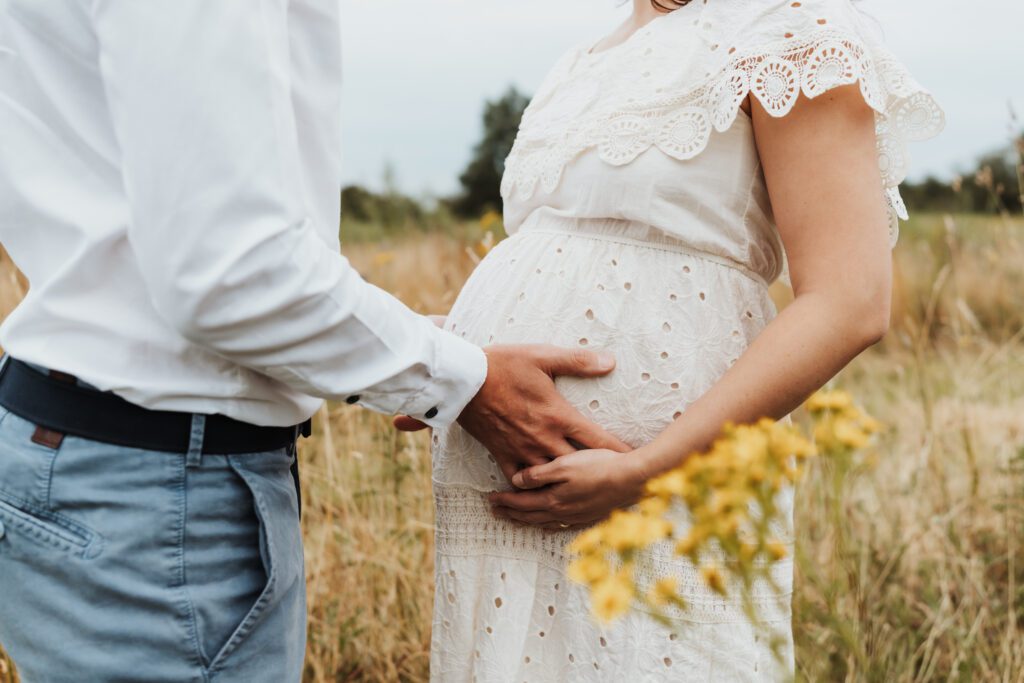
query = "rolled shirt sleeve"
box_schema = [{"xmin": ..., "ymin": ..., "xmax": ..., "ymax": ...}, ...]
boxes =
[{"xmin": 89, "ymin": 0, "xmax": 486, "ymax": 427}]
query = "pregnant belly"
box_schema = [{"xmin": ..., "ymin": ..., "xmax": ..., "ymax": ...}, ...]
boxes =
[{"xmin": 433, "ymin": 221, "xmax": 776, "ymax": 491}]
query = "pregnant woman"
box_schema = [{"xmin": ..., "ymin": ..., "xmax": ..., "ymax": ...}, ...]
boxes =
[{"xmin": 429, "ymin": 0, "xmax": 942, "ymax": 679}]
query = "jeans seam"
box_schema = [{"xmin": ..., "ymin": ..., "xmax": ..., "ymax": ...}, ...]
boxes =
[
  {"xmin": 170, "ymin": 452, "xmax": 210, "ymax": 675},
  {"xmin": 42, "ymin": 444, "xmax": 60, "ymax": 510}
]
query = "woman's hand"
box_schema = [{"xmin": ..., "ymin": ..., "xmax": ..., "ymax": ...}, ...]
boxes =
[{"xmin": 488, "ymin": 448, "xmax": 649, "ymax": 529}]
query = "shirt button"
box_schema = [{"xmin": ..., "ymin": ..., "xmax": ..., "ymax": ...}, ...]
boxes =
[
  {"xmin": 425, "ymin": 406, "xmax": 439, "ymax": 420},
  {"xmin": 346, "ymin": 395, "xmax": 360, "ymax": 405}
]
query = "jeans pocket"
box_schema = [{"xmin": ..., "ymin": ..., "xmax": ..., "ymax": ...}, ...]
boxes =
[
  {"xmin": 0, "ymin": 493, "xmax": 102, "ymax": 559},
  {"xmin": 0, "ymin": 408, "xmax": 103, "ymax": 560},
  {"xmin": 202, "ymin": 451, "xmax": 303, "ymax": 676}
]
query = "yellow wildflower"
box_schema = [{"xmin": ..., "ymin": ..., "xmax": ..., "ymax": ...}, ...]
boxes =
[
  {"xmin": 813, "ymin": 417, "xmax": 839, "ymax": 450},
  {"xmin": 710, "ymin": 487, "xmax": 750, "ymax": 515},
  {"xmin": 603, "ymin": 511, "xmax": 671, "ymax": 552},
  {"xmin": 731, "ymin": 427, "xmax": 769, "ymax": 465},
  {"xmin": 806, "ymin": 390, "xmax": 854, "ymax": 413},
  {"xmin": 701, "ymin": 565, "xmax": 727, "ymax": 596},
  {"xmin": 591, "ymin": 572, "xmax": 635, "ymax": 623},
  {"xmin": 675, "ymin": 532, "xmax": 699, "ymax": 558},
  {"xmin": 857, "ymin": 413, "xmax": 885, "ymax": 434},
  {"xmin": 833, "ymin": 417, "xmax": 870, "ymax": 449},
  {"xmin": 568, "ymin": 554, "xmax": 611, "ymax": 586},
  {"xmin": 767, "ymin": 423, "xmax": 817, "ymax": 461},
  {"xmin": 713, "ymin": 512, "xmax": 741, "ymax": 538},
  {"xmin": 739, "ymin": 543, "xmax": 758, "ymax": 563},
  {"xmin": 638, "ymin": 496, "xmax": 670, "ymax": 517},
  {"xmin": 766, "ymin": 540, "xmax": 788, "ymax": 561},
  {"xmin": 645, "ymin": 469, "xmax": 687, "ymax": 498},
  {"xmin": 568, "ymin": 527, "xmax": 604, "ymax": 556},
  {"xmin": 479, "ymin": 210, "xmax": 502, "ymax": 231},
  {"xmin": 646, "ymin": 577, "xmax": 679, "ymax": 607}
]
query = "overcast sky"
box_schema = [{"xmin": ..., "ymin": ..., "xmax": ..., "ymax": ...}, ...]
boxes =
[{"xmin": 339, "ymin": 0, "xmax": 1024, "ymax": 196}]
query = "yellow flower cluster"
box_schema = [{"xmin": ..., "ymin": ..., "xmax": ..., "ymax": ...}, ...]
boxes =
[
  {"xmin": 479, "ymin": 210, "xmax": 502, "ymax": 231},
  {"xmin": 568, "ymin": 390, "xmax": 881, "ymax": 624},
  {"xmin": 806, "ymin": 390, "xmax": 884, "ymax": 450},
  {"xmin": 466, "ymin": 228, "xmax": 496, "ymax": 263}
]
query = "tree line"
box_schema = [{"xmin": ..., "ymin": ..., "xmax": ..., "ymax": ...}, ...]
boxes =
[{"xmin": 341, "ymin": 88, "xmax": 1024, "ymax": 232}]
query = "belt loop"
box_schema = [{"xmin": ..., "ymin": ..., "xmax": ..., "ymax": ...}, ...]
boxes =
[{"xmin": 186, "ymin": 414, "xmax": 206, "ymax": 468}]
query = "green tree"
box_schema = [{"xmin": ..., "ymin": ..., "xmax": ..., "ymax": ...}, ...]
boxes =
[
  {"xmin": 451, "ymin": 87, "xmax": 530, "ymax": 218},
  {"xmin": 903, "ymin": 130, "xmax": 1023, "ymax": 215}
]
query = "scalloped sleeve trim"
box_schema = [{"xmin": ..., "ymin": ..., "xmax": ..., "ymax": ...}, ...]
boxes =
[{"xmin": 502, "ymin": 27, "xmax": 945, "ymax": 247}]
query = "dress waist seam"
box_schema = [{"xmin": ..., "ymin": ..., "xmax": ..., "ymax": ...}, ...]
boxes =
[{"xmin": 513, "ymin": 227, "xmax": 770, "ymax": 289}]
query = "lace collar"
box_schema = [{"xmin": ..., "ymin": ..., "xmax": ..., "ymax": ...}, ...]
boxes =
[{"xmin": 501, "ymin": 0, "xmax": 944, "ymax": 243}]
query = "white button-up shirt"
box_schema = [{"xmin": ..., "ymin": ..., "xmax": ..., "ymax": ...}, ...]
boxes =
[{"xmin": 0, "ymin": 0, "xmax": 487, "ymax": 428}]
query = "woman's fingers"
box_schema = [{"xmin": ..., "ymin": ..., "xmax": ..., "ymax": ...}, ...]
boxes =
[{"xmin": 511, "ymin": 460, "xmax": 565, "ymax": 490}]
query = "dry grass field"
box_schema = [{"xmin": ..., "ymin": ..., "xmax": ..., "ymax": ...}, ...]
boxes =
[{"xmin": 2, "ymin": 211, "xmax": 1023, "ymax": 682}]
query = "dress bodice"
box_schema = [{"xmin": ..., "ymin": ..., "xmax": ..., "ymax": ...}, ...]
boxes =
[{"xmin": 501, "ymin": 0, "xmax": 944, "ymax": 285}]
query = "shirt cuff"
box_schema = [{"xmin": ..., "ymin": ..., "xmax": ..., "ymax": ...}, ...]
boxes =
[{"xmin": 409, "ymin": 330, "xmax": 488, "ymax": 429}]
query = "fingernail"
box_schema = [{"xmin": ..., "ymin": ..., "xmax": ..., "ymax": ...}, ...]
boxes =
[{"xmin": 596, "ymin": 353, "xmax": 615, "ymax": 371}]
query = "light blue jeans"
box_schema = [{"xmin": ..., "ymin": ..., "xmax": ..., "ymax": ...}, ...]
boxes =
[{"xmin": 0, "ymin": 393, "xmax": 306, "ymax": 681}]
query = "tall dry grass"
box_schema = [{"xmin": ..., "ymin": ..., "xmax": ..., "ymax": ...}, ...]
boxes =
[{"xmin": 1, "ymin": 211, "xmax": 1023, "ymax": 682}]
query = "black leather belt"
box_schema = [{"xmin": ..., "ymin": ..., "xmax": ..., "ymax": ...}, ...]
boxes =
[{"xmin": 0, "ymin": 358, "xmax": 312, "ymax": 455}]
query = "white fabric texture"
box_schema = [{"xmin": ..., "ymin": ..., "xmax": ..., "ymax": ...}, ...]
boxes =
[
  {"xmin": 501, "ymin": 0, "xmax": 944, "ymax": 283},
  {"xmin": 432, "ymin": 1, "xmax": 942, "ymax": 680},
  {"xmin": 0, "ymin": 0, "xmax": 485, "ymax": 428}
]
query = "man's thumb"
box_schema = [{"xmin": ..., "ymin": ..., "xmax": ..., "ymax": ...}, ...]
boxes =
[
  {"xmin": 542, "ymin": 346, "xmax": 616, "ymax": 378},
  {"xmin": 393, "ymin": 415, "xmax": 429, "ymax": 432}
]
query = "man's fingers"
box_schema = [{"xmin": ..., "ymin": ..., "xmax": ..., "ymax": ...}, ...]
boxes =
[
  {"xmin": 534, "ymin": 345, "xmax": 616, "ymax": 378},
  {"xmin": 491, "ymin": 506, "xmax": 558, "ymax": 526},
  {"xmin": 488, "ymin": 490, "xmax": 551, "ymax": 512},
  {"xmin": 545, "ymin": 437, "xmax": 578, "ymax": 458},
  {"xmin": 562, "ymin": 412, "xmax": 631, "ymax": 453},
  {"xmin": 393, "ymin": 415, "xmax": 428, "ymax": 431},
  {"xmin": 511, "ymin": 461, "xmax": 565, "ymax": 490},
  {"xmin": 496, "ymin": 461, "xmax": 520, "ymax": 486}
]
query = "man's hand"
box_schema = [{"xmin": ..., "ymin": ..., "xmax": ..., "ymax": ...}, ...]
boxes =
[
  {"xmin": 395, "ymin": 344, "xmax": 631, "ymax": 483},
  {"xmin": 488, "ymin": 448, "xmax": 648, "ymax": 529}
]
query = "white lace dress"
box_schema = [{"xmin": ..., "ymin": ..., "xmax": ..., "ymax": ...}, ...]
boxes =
[{"xmin": 430, "ymin": 1, "xmax": 942, "ymax": 680}]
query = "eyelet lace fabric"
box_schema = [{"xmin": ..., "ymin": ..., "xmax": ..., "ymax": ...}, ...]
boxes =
[
  {"xmin": 431, "ymin": 220, "xmax": 793, "ymax": 681},
  {"xmin": 500, "ymin": 0, "xmax": 944, "ymax": 246}
]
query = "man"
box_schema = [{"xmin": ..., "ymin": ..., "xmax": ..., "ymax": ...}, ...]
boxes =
[{"xmin": 0, "ymin": 2, "xmax": 626, "ymax": 681}]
